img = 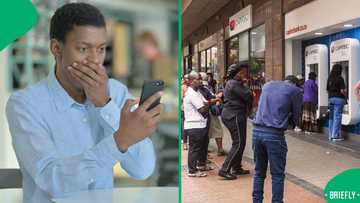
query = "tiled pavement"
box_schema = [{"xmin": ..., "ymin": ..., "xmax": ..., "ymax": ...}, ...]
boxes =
[{"xmin": 182, "ymin": 120, "xmax": 360, "ymax": 203}]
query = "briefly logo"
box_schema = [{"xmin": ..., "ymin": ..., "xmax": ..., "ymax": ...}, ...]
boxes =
[
  {"xmin": 324, "ymin": 168, "xmax": 360, "ymax": 203},
  {"xmin": 286, "ymin": 25, "xmax": 307, "ymax": 35},
  {"xmin": 324, "ymin": 191, "xmax": 360, "ymax": 201}
]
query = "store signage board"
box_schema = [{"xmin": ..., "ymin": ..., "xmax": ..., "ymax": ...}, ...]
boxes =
[
  {"xmin": 229, "ymin": 5, "xmax": 252, "ymax": 37},
  {"xmin": 285, "ymin": 0, "xmax": 360, "ymax": 39},
  {"xmin": 286, "ymin": 25, "xmax": 307, "ymax": 36}
]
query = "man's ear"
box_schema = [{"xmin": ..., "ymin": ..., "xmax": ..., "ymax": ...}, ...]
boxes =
[{"xmin": 50, "ymin": 39, "xmax": 62, "ymax": 59}]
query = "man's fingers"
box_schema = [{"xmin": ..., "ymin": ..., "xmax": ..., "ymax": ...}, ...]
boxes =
[
  {"xmin": 73, "ymin": 62, "xmax": 100, "ymax": 83},
  {"xmin": 69, "ymin": 66, "xmax": 99, "ymax": 87},
  {"xmin": 68, "ymin": 67, "xmax": 89, "ymax": 88},
  {"xmin": 146, "ymin": 103, "xmax": 163, "ymax": 118},
  {"xmin": 139, "ymin": 91, "xmax": 163, "ymax": 112},
  {"xmin": 83, "ymin": 60, "xmax": 107, "ymax": 77},
  {"xmin": 123, "ymin": 99, "xmax": 138, "ymax": 112}
]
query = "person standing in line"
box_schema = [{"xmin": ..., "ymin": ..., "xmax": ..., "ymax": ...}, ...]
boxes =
[
  {"xmin": 197, "ymin": 72, "xmax": 220, "ymax": 170},
  {"xmin": 327, "ymin": 64, "xmax": 347, "ymax": 141},
  {"xmin": 181, "ymin": 74, "xmax": 190, "ymax": 150},
  {"xmin": 207, "ymin": 70, "xmax": 217, "ymax": 93},
  {"xmin": 218, "ymin": 63, "xmax": 253, "ymax": 180},
  {"xmin": 183, "ymin": 71, "xmax": 209, "ymax": 177},
  {"xmin": 302, "ymin": 72, "xmax": 318, "ymax": 133},
  {"xmin": 252, "ymin": 75, "xmax": 302, "ymax": 203}
]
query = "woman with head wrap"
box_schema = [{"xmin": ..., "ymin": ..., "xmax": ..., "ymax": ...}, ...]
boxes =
[{"xmin": 218, "ymin": 63, "xmax": 253, "ymax": 180}]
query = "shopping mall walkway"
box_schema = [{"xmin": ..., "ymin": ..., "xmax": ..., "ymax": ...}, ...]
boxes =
[{"xmin": 182, "ymin": 121, "xmax": 360, "ymax": 203}]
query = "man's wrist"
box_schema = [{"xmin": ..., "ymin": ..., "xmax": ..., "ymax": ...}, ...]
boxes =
[
  {"xmin": 114, "ymin": 130, "xmax": 129, "ymax": 153},
  {"xmin": 95, "ymin": 96, "xmax": 111, "ymax": 107}
]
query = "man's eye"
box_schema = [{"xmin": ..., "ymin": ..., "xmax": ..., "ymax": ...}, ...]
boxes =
[
  {"xmin": 79, "ymin": 47, "xmax": 88, "ymax": 53},
  {"xmin": 98, "ymin": 47, "xmax": 106, "ymax": 53}
]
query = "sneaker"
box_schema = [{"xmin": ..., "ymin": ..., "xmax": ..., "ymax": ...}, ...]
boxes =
[
  {"xmin": 294, "ymin": 127, "xmax": 302, "ymax": 132},
  {"xmin": 197, "ymin": 165, "xmax": 215, "ymax": 171},
  {"xmin": 218, "ymin": 170, "xmax": 237, "ymax": 180},
  {"xmin": 304, "ymin": 131, "xmax": 311, "ymax": 135},
  {"xmin": 232, "ymin": 168, "xmax": 250, "ymax": 176},
  {"xmin": 333, "ymin": 137, "xmax": 345, "ymax": 141},
  {"xmin": 188, "ymin": 172, "xmax": 207, "ymax": 177}
]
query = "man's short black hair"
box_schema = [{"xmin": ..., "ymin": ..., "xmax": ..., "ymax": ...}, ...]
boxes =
[{"xmin": 50, "ymin": 3, "xmax": 106, "ymax": 42}]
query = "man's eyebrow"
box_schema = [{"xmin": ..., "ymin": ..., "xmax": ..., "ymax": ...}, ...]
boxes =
[{"xmin": 77, "ymin": 41, "xmax": 107, "ymax": 47}]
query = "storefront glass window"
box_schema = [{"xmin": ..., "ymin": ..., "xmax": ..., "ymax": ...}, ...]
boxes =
[
  {"xmin": 250, "ymin": 24, "xmax": 266, "ymax": 108},
  {"xmin": 200, "ymin": 50, "xmax": 206, "ymax": 72},
  {"xmin": 206, "ymin": 49, "xmax": 211, "ymax": 72},
  {"xmin": 227, "ymin": 36, "xmax": 239, "ymax": 67},
  {"xmin": 210, "ymin": 46, "xmax": 218, "ymax": 80},
  {"xmin": 238, "ymin": 31, "xmax": 249, "ymax": 62}
]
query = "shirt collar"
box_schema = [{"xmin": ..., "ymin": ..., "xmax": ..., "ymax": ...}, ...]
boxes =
[{"xmin": 47, "ymin": 70, "xmax": 77, "ymax": 112}]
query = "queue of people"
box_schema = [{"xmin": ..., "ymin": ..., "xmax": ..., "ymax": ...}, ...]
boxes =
[{"xmin": 181, "ymin": 61, "xmax": 357, "ymax": 202}]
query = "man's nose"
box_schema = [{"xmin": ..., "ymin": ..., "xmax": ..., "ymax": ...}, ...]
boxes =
[{"xmin": 88, "ymin": 49, "xmax": 100, "ymax": 64}]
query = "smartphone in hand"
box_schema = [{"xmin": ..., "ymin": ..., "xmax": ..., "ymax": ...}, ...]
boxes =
[{"xmin": 139, "ymin": 80, "xmax": 164, "ymax": 111}]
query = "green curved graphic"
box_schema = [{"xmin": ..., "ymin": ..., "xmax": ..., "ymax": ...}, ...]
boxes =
[
  {"xmin": 324, "ymin": 168, "xmax": 360, "ymax": 203},
  {"xmin": 0, "ymin": 0, "xmax": 38, "ymax": 51}
]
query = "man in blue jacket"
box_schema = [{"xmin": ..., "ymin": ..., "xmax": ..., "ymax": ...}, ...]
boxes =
[{"xmin": 252, "ymin": 75, "xmax": 302, "ymax": 203}]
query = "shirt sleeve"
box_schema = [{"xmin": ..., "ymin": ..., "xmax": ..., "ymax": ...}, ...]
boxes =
[
  {"xmin": 94, "ymin": 80, "xmax": 156, "ymax": 179},
  {"xmin": 6, "ymin": 90, "xmax": 155, "ymax": 199}
]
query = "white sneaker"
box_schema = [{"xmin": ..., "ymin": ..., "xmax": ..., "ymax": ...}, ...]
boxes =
[{"xmin": 294, "ymin": 127, "xmax": 302, "ymax": 132}]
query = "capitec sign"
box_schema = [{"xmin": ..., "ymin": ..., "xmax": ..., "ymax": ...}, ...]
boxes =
[{"xmin": 229, "ymin": 5, "xmax": 252, "ymax": 37}]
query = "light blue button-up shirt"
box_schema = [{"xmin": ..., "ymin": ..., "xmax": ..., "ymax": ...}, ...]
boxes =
[{"xmin": 6, "ymin": 71, "xmax": 156, "ymax": 203}]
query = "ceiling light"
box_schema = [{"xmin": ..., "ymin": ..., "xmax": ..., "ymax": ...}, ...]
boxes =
[
  {"xmin": 251, "ymin": 32, "xmax": 257, "ymax": 35},
  {"xmin": 315, "ymin": 32, "xmax": 323, "ymax": 35},
  {"xmin": 344, "ymin": 24, "xmax": 353, "ymax": 27}
]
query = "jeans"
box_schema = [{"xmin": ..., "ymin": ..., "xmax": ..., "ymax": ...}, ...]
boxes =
[
  {"xmin": 252, "ymin": 129, "xmax": 288, "ymax": 203},
  {"xmin": 328, "ymin": 97, "xmax": 345, "ymax": 139},
  {"xmin": 220, "ymin": 114, "xmax": 247, "ymax": 172},
  {"xmin": 185, "ymin": 128, "xmax": 208, "ymax": 173}
]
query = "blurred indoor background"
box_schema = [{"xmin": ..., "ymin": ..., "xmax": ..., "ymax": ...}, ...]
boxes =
[{"xmin": 0, "ymin": 0, "xmax": 178, "ymax": 187}]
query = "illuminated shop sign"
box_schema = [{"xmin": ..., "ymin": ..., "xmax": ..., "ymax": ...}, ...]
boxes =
[
  {"xmin": 286, "ymin": 25, "xmax": 307, "ymax": 36},
  {"xmin": 229, "ymin": 5, "xmax": 252, "ymax": 37}
]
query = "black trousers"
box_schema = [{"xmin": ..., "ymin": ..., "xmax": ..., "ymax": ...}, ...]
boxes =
[
  {"xmin": 181, "ymin": 111, "xmax": 188, "ymax": 143},
  {"xmin": 220, "ymin": 114, "xmax": 247, "ymax": 172},
  {"xmin": 186, "ymin": 127, "xmax": 208, "ymax": 173}
]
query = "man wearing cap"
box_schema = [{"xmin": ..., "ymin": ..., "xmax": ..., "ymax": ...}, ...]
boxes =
[
  {"xmin": 252, "ymin": 75, "xmax": 302, "ymax": 203},
  {"xmin": 218, "ymin": 63, "xmax": 253, "ymax": 180}
]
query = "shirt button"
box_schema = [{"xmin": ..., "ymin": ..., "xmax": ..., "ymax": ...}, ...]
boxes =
[
  {"xmin": 89, "ymin": 178, "xmax": 94, "ymax": 183},
  {"xmin": 82, "ymin": 118, "xmax": 88, "ymax": 122},
  {"xmin": 105, "ymin": 115, "xmax": 110, "ymax": 120}
]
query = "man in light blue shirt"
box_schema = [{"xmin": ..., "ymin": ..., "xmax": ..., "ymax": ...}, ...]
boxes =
[{"xmin": 6, "ymin": 3, "xmax": 162, "ymax": 203}]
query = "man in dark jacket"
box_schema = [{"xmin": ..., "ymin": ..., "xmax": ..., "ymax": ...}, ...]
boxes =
[{"xmin": 252, "ymin": 75, "xmax": 302, "ymax": 203}]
